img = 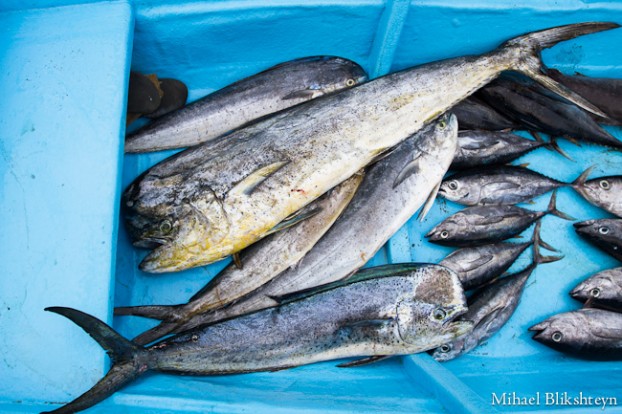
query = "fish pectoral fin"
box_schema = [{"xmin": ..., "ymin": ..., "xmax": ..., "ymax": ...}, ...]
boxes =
[
  {"xmin": 418, "ymin": 181, "xmax": 441, "ymax": 221},
  {"xmin": 229, "ymin": 161, "xmax": 290, "ymax": 197},
  {"xmin": 466, "ymin": 254, "xmax": 495, "ymax": 269},
  {"xmin": 232, "ymin": 253, "xmax": 243, "ymax": 269},
  {"xmin": 393, "ymin": 154, "xmax": 423, "ymax": 188},
  {"xmin": 337, "ymin": 355, "xmax": 391, "ymax": 368},
  {"xmin": 282, "ymin": 89, "xmax": 321, "ymax": 100},
  {"xmin": 471, "ymin": 307, "xmax": 504, "ymax": 333},
  {"xmin": 462, "ymin": 139, "xmax": 501, "ymax": 151},
  {"xmin": 265, "ymin": 207, "xmax": 322, "ymax": 236}
]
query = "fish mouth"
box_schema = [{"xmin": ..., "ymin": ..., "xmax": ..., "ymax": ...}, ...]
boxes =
[
  {"xmin": 132, "ymin": 238, "xmax": 169, "ymax": 249},
  {"xmin": 569, "ymin": 285, "xmax": 586, "ymax": 299},
  {"xmin": 528, "ymin": 321, "xmax": 550, "ymax": 341},
  {"xmin": 573, "ymin": 220, "xmax": 595, "ymax": 229}
]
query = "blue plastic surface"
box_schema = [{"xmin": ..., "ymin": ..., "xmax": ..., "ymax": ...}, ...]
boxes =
[{"xmin": 3, "ymin": 0, "xmax": 622, "ymax": 413}]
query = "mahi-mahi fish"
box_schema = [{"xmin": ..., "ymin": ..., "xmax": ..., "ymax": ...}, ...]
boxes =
[
  {"xmin": 44, "ymin": 264, "xmax": 470, "ymax": 414},
  {"xmin": 124, "ymin": 23, "xmax": 618, "ymax": 273},
  {"xmin": 125, "ymin": 56, "xmax": 368, "ymax": 153},
  {"xmin": 117, "ymin": 114, "xmax": 458, "ymax": 343}
]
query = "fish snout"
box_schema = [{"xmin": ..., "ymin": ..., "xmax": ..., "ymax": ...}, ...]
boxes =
[{"xmin": 573, "ymin": 220, "xmax": 596, "ymax": 229}]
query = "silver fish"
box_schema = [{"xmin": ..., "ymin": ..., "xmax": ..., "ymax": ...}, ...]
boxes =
[
  {"xmin": 571, "ymin": 267, "xmax": 622, "ymax": 311},
  {"xmin": 574, "ymin": 219, "xmax": 622, "ymax": 261},
  {"xmin": 125, "ymin": 56, "xmax": 368, "ymax": 153},
  {"xmin": 124, "ymin": 23, "xmax": 616, "ymax": 273},
  {"xmin": 44, "ymin": 264, "xmax": 471, "ymax": 414},
  {"xmin": 451, "ymin": 130, "xmax": 565, "ymax": 170},
  {"xmin": 131, "ymin": 114, "xmax": 458, "ymax": 336},
  {"xmin": 427, "ymin": 191, "xmax": 573, "ymax": 247},
  {"xmin": 530, "ymin": 308, "xmax": 622, "ymax": 360},
  {"xmin": 116, "ymin": 172, "xmax": 364, "ymax": 345},
  {"xmin": 572, "ymin": 167, "xmax": 622, "ymax": 217},
  {"xmin": 439, "ymin": 165, "xmax": 572, "ymax": 206},
  {"xmin": 440, "ymin": 221, "xmax": 552, "ymax": 290},
  {"xmin": 433, "ymin": 242, "xmax": 561, "ymax": 361}
]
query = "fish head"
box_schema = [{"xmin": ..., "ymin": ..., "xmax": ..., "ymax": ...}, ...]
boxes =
[
  {"xmin": 395, "ymin": 264, "xmax": 471, "ymax": 349},
  {"xmin": 438, "ymin": 178, "xmax": 471, "ymax": 204},
  {"xmin": 574, "ymin": 219, "xmax": 622, "ymax": 245},
  {"xmin": 430, "ymin": 338, "xmax": 466, "ymax": 362},
  {"xmin": 425, "ymin": 215, "xmax": 463, "ymax": 244},
  {"xmin": 529, "ymin": 311, "xmax": 590, "ymax": 354},
  {"xmin": 570, "ymin": 273, "xmax": 618, "ymax": 303},
  {"xmin": 320, "ymin": 57, "xmax": 368, "ymax": 92},
  {"xmin": 578, "ymin": 177, "xmax": 622, "ymax": 210},
  {"xmin": 416, "ymin": 113, "xmax": 459, "ymax": 154},
  {"xmin": 138, "ymin": 198, "xmax": 232, "ymax": 273}
]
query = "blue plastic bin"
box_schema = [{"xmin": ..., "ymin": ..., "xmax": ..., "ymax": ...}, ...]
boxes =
[{"xmin": 2, "ymin": 1, "xmax": 622, "ymax": 413}]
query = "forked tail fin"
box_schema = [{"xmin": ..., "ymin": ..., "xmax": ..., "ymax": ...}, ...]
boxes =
[
  {"xmin": 42, "ymin": 307, "xmax": 149, "ymax": 414},
  {"xmin": 501, "ymin": 22, "xmax": 620, "ymax": 117}
]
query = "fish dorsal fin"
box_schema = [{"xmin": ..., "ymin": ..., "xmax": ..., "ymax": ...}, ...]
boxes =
[
  {"xmin": 264, "ymin": 206, "xmax": 322, "ymax": 236},
  {"xmin": 393, "ymin": 154, "xmax": 422, "ymax": 188},
  {"xmin": 269, "ymin": 263, "xmax": 424, "ymax": 305},
  {"xmin": 229, "ymin": 161, "xmax": 289, "ymax": 196},
  {"xmin": 418, "ymin": 181, "xmax": 441, "ymax": 221},
  {"xmin": 337, "ymin": 355, "xmax": 391, "ymax": 368}
]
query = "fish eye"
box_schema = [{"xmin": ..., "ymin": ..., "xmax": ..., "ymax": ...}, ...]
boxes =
[
  {"xmin": 599, "ymin": 226, "xmax": 610, "ymax": 235},
  {"xmin": 346, "ymin": 79, "xmax": 356, "ymax": 87},
  {"xmin": 599, "ymin": 180, "xmax": 611, "ymax": 190},
  {"xmin": 440, "ymin": 344, "xmax": 451, "ymax": 353},
  {"xmin": 432, "ymin": 308, "xmax": 447, "ymax": 320},
  {"xmin": 552, "ymin": 332, "xmax": 563, "ymax": 343},
  {"xmin": 159, "ymin": 220, "xmax": 172, "ymax": 234},
  {"xmin": 591, "ymin": 287, "xmax": 601, "ymax": 298},
  {"xmin": 448, "ymin": 181, "xmax": 459, "ymax": 191},
  {"xmin": 440, "ymin": 230, "xmax": 449, "ymax": 239},
  {"xmin": 439, "ymin": 119, "xmax": 447, "ymax": 128}
]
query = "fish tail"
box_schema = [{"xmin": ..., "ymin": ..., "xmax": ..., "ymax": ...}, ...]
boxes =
[
  {"xmin": 545, "ymin": 136, "xmax": 573, "ymax": 160},
  {"xmin": 545, "ymin": 189, "xmax": 575, "ymax": 221},
  {"xmin": 502, "ymin": 22, "xmax": 619, "ymax": 117},
  {"xmin": 42, "ymin": 307, "xmax": 149, "ymax": 414},
  {"xmin": 532, "ymin": 222, "xmax": 564, "ymax": 264},
  {"xmin": 571, "ymin": 165, "xmax": 595, "ymax": 188}
]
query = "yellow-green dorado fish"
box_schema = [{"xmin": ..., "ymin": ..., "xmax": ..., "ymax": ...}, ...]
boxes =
[{"xmin": 124, "ymin": 22, "xmax": 618, "ymax": 273}]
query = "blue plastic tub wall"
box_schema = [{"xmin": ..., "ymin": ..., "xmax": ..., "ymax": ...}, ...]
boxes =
[{"xmin": 2, "ymin": 0, "xmax": 622, "ymax": 413}]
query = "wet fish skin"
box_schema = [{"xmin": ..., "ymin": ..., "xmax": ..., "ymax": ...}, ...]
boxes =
[
  {"xmin": 451, "ymin": 130, "xmax": 558, "ymax": 170},
  {"xmin": 574, "ymin": 219, "xmax": 622, "ymax": 261},
  {"xmin": 125, "ymin": 56, "xmax": 369, "ymax": 153},
  {"xmin": 547, "ymin": 68, "xmax": 622, "ymax": 126},
  {"xmin": 439, "ymin": 165, "xmax": 565, "ymax": 206},
  {"xmin": 116, "ymin": 173, "xmax": 364, "ymax": 345},
  {"xmin": 570, "ymin": 267, "xmax": 622, "ymax": 311},
  {"xmin": 427, "ymin": 191, "xmax": 571, "ymax": 247},
  {"xmin": 479, "ymin": 75, "xmax": 622, "ymax": 149},
  {"xmin": 432, "ymin": 263, "xmax": 538, "ymax": 361},
  {"xmin": 530, "ymin": 308, "xmax": 622, "ymax": 360},
  {"xmin": 572, "ymin": 168, "xmax": 622, "ymax": 217},
  {"xmin": 147, "ymin": 114, "xmax": 458, "ymax": 334},
  {"xmin": 44, "ymin": 265, "xmax": 471, "ymax": 414},
  {"xmin": 440, "ymin": 227, "xmax": 541, "ymax": 291},
  {"xmin": 452, "ymin": 96, "xmax": 519, "ymax": 131},
  {"xmin": 126, "ymin": 23, "xmax": 618, "ymax": 273}
]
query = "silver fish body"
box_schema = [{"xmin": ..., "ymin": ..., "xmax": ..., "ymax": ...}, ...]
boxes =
[
  {"xmin": 433, "ymin": 263, "xmax": 537, "ymax": 361},
  {"xmin": 125, "ymin": 56, "xmax": 368, "ymax": 153},
  {"xmin": 530, "ymin": 308, "xmax": 622, "ymax": 360},
  {"xmin": 571, "ymin": 267, "xmax": 622, "ymax": 310},
  {"xmin": 452, "ymin": 130, "xmax": 551, "ymax": 170},
  {"xmin": 164, "ymin": 114, "xmax": 458, "ymax": 333},
  {"xmin": 574, "ymin": 219, "xmax": 622, "ymax": 261},
  {"xmin": 439, "ymin": 166, "xmax": 565, "ymax": 206},
  {"xmin": 440, "ymin": 241, "xmax": 532, "ymax": 290},
  {"xmin": 124, "ymin": 23, "xmax": 617, "ymax": 273},
  {"xmin": 45, "ymin": 265, "xmax": 470, "ymax": 414}
]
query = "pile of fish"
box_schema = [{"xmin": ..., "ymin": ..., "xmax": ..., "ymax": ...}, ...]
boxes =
[{"xmin": 43, "ymin": 22, "xmax": 622, "ymax": 414}]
